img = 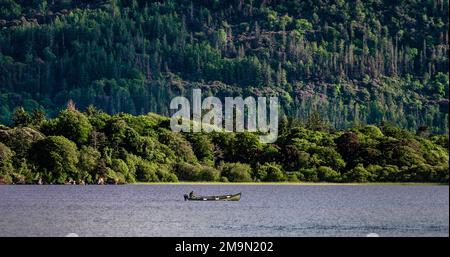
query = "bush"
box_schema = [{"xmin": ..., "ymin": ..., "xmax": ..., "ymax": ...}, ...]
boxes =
[
  {"xmin": 359, "ymin": 147, "xmax": 383, "ymax": 166},
  {"xmin": 430, "ymin": 134, "xmax": 449, "ymax": 150},
  {"xmin": 402, "ymin": 163, "xmax": 438, "ymax": 182},
  {"xmin": 156, "ymin": 164, "xmax": 179, "ymax": 182},
  {"xmin": 43, "ymin": 110, "xmax": 93, "ymax": 145},
  {"xmin": 392, "ymin": 142, "xmax": 426, "ymax": 167},
  {"xmin": 14, "ymin": 159, "xmax": 35, "ymax": 184},
  {"xmin": 12, "ymin": 107, "xmax": 33, "ymax": 127},
  {"xmin": 298, "ymin": 168, "xmax": 319, "ymax": 182},
  {"xmin": 198, "ymin": 166, "xmax": 220, "ymax": 181},
  {"xmin": 175, "ymin": 163, "xmax": 220, "ymax": 181},
  {"xmin": 0, "ymin": 0, "xmax": 22, "ymax": 20},
  {"xmin": 433, "ymin": 165, "xmax": 449, "ymax": 183},
  {"xmin": 186, "ymin": 133, "xmax": 214, "ymax": 162},
  {"xmin": 0, "ymin": 143, "xmax": 14, "ymax": 183},
  {"xmin": 344, "ymin": 163, "xmax": 374, "ymax": 182},
  {"xmin": 366, "ymin": 165, "xmax": 383, "ymax": 181},
  {"xmin": 0, "ymin": 142, "xmax": 13, "ymax": 162},
  {"xmin": 286, "ymin": 172, "xmax": 302, "ymax": 182},
  {"xmin": 309, "ymin": 146, "xmax": 346, "ymax": 171},
  {"xmin": 0, "ymin": 127, "xmax": 44, "ymax": 157},
  {"xmin": 112, "ymin": 158, "xmax": 133, "ymax": 183},
  {"xmin": 158, "ymin": 129, "xmax": 198, "ymax": 163},
  {"xmin": 103, "ymin": 118, "xmax": 139, "ymax": 149},
  {"xmin": 257, "ymin": 162, "xmax": 286, "ymax": 182},
  {"xmin": 360, "ymin": 125, "xmax": 384, "ymax": 138},
  {"xmin": 114, "ymin": 172, "xmax": 127, "ymax": 184},
  {"xmin": 369, "ymin": 165, "xmax": 400, "ymax": 182},
  {"xmin": 135, "ymin": 160, "xmax": 159, "ymax": 182},
  {"xmin": 159, "ymin": 171, "xmax": 178, "ymax": 182},
  {"xmin": 100, "ymin": 166, "xmax": 126, "ymax": 184},
  {"xmin": 30, "ymin": 136, "xmax": 79, "ymax": 184},
  {"xmin": 232, "ymin": 133, "xmax": 263, "ymax": 164},
  {"xmin": 335, "ymin": 132, "xmax": 362, "ymax": 167},
  {"xmin": 317, "ymin": 166, "xmax": 341, "ymax": 182},
  {"xmin": 78, "ymin": 146, "xmax": 101, "ymax": 183},
  {"xmin": 253, "ymin": 164, "xmax": 268, "ymax": 181},
  {"xmin": 175, "ymin": 162, "xmax": 201, "ymax": 181},
  {"xmin": 133, "ymin": 136, "xmax": 173, "ymax": 163},
  {"xmin": 0, "ymin": 173, "xmax": 12, "ymax": 184},
  {"xmin": 221, "ymin": 162, "xmax": 253, "ymax": 182}
]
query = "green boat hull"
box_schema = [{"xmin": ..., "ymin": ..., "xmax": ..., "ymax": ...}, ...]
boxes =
[{"xmin": 185, "ymin": 193, "xmax": 241, "ymax": 201}]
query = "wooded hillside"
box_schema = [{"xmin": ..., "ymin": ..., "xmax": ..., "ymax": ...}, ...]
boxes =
[{"xmin": 0, "ymin": 0, "xmax": 448, "ymax": 132}]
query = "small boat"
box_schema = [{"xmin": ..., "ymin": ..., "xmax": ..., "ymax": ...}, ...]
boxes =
[{"xmin": 184, "ymin": 192, "xmax": 241, "ymax": 201}]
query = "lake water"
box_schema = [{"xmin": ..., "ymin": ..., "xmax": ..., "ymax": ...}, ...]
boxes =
[{"xmin": 0, "ymin": 185, "xmax": 448, "ymax": 237}]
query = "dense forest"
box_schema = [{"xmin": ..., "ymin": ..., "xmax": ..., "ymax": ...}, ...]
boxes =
[
  {"xmin": 0, "ymin": 106, "xmax": 448, "ymax": 184},
  {"xmin": 0, "ymin": 0, "xmax": 448, "ymax": 133}
]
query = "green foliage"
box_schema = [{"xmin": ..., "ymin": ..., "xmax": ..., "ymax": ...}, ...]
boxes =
[
  {"xmin": 78, "ymin": 146, "xmax": 101, "ymax": 184},
  {"xmin": 111, "ymin": 158, "xmax": 132, "ymax": 183},
  {"xmin": 198, "ymin": 166, "xmax": 220, "ymax": 181},
  {"xmin": 30, "ymin": 136, "xmax": 79, "ymax": 184},
  {"xmin": 309, "ymin": 146, "xmax": 346, "ymax": 171},
  {"xmin": 12, "ymin": 107, "xmax": 31, "ymax": 127},
  {"xmin": 134, "ymin": 136, "xmax": 174, "ymax": 163},
  {"xmin": 430, "ymin": 134, "xmax": 449, "ymax": 150},
  {"xmin": 0, "ymin": 142, "xmax": 14, "ymax": 183},
  {"xmin": 0, "ymin": 142, "xmax": 12, "ymax": 162},
  {"xmin": 305, "ymin": 112, "xmax": 329, "ymax": 132},
  {"xmin": 134, "ymin": 160, "xmax": 159, "ymax": 182},
  {"xmin": 0, "ymin": 108, "xmax": 448, "ymax": 184},
  {"xmin": 298, "ymin": 168, "xmax": 319, "ymax": 182},
  {"xmin": 344, "ymin": 164, "xmax": 374, "ymax": 182},
  {"xmin": 221, "ymin": 162, "xmax": 253, "ymax": 182},
  {"xmin": 0, "ymin": 126, "xmax": 44, "ymax": 157},
  {"xmin": 0, "ymin": 0, "xmax": 447, "ymax": 134},
  {"xmin": 185, "ymin": 133, "xmax": 214, "ymax": 162},
  {"xmin": 43, "ymin": 110, "xmax": 93, "ymax": 145},
  {"xmin": 286, "ymin": 172, "xmax": 302, "ymax": 182},
  {"xmin": 335, "ymin": 132, "xmax": 361, "ymax": 166},
  {"xmin": 280, "ymin": 145, "xmax": 310, "ymax": 171},
  {"xmin": 231, "ymin": 132, "xmax": 264, "ymax": 164},
  {"xmin": 175, "ymin": 162, "xmax": 201, "ymax": 181},
  {"xmin": 174, "ymin": 163, "xmax": 218, "ymax": 181},
  {"xmin": 366, "ymin": 165, "xmax": 400, "ymax": 182},
  {"xmin": 317, "ymin": 166, "xmax": 341, "ymax": 182},
  {"xmin": 158, "ymin": 129, "xmax": 198, "ymax": 163},
  {"xmin": 30, "ymin": 109, "xmax": 46, "ymax": 128},
  {"xmin": 426, "ymin": 72, "xmax": 449, "ymax": 97},
  {"xmin": 0, "ymin": 0, "xmax": 22, "ymax": 19},
  {"xmin": 359, "ymin": 125, "xmax": 384, "ymax": 138},
  {"xmin": 257, "ymin": 162, "xmax": 286, "ymax": 182},
  {"xmin": 14, "ymin": 159, "xmax": 34, "ymax": 184},
  {"xmin": 156, "ymin": 165, "xmax": 179, "ymax": 182}
]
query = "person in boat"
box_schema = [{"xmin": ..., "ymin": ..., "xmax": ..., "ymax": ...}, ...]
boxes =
[{"xmin": 189, "ymin": 191, "xmax": 196, "ymax": 198}]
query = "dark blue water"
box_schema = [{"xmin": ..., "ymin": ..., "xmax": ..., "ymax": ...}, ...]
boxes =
[{"xmin": 0, "ymin": 185, "xmax": 448, "ymax": 237}]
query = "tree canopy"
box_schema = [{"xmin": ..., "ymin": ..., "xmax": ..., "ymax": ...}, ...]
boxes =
[
  {"xmin": 0, "ymin": 108, "xmax": 448, "ymax": 184},
  {"xmin": 0, "ymin": 0, "xmax": 448, "ymax": 133}
]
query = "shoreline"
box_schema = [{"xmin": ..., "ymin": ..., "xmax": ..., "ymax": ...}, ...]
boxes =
[
  {"xmin": 1, "ymin": 182, "xmax": 447, "ymax": 186},
  {"xmin": 132, "ymin": 182, "xmax": 449, "ymax": 186}
]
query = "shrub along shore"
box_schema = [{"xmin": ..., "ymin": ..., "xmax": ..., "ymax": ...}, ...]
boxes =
[{"xmin": 0, "ymin": 106, "xmax": 448, "ymax": 185}]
